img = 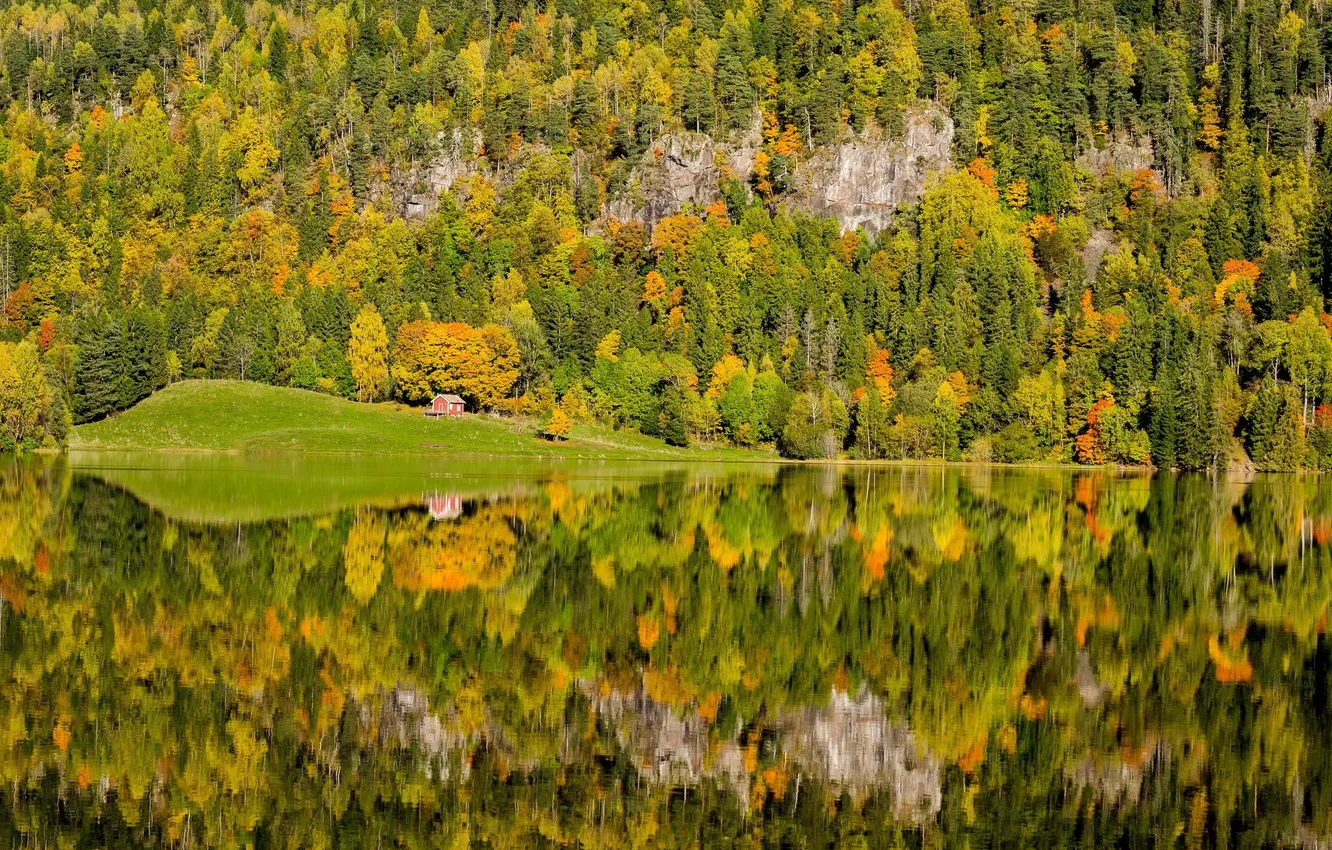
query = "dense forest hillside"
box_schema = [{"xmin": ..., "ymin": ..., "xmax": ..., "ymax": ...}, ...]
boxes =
[{"xmin": 0, "ymin": 0, "xmax": 1331, "ymax": 466}]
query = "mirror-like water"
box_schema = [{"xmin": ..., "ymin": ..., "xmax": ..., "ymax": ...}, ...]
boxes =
[{"xmin": 2, "ymin": 454, "xmax": 1330, "ymax": 848}]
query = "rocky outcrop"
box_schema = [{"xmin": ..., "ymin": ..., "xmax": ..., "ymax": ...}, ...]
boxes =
[
  {"xmin": 1075, "ymin": 134, "xmax": 1154, "ymax": 177},
  {"xmin": 397, "ymin": 130, "xmax": 482, "ymax": 220},
  {"xmin": 1082, "ymin": 228, "xmax": 1118, "ymax": 284},
  {"xmin": 789, "ymin": 108, "xmax": 953, "ymax": 236},
  {"xmin": 605, "ymin": 119, "xmax": 763, "ymax": 227},
  {"xmin": 606, "ymin": 106, "xmax": 954, "ymax": 234},
  {"xmin": 397, "ymin": 107, "xmax": 955, "ymax": 232}
]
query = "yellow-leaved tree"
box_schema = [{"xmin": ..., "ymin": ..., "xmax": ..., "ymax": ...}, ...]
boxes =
[
  {"xmin": 391, "ymin": 320, "xmax": 520, "ymax": 408},
  {"xmin": 0, "ymin": 340, "xmax": 53, "ymax": 449},
  {"xmin": 594, "ymin": 330, "xmax": 622, "ymax": 362},
  {"xmin": 348, "ymin": 304, "xmax": 389, "ymax": 402},
  {"xmin": 543, "ymin": 407, "xmax": 573, "ymax": 441}
]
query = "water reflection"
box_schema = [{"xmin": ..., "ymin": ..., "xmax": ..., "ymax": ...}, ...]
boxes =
[{"xmin": 1, "ymin": 455, "xmax": 1331, "ymax": 847}]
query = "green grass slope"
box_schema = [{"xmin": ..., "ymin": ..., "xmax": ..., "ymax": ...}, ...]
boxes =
[{"xmin": 70, "ymin": 380, "xmax": 770, "ymax": 460}]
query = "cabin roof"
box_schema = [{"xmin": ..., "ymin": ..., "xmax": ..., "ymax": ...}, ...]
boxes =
[{"xmin": 436, "ymin": 394, "xmax": 465, "ymax": 404}]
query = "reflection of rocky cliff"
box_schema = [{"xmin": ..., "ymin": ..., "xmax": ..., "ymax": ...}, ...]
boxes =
[
  {"xmin": 780, "ymin": 689, "xmax": 941, "ymax": 819},
  {"xmin": 372, "ymin": 684, "xmax": 940, "ymax": 821},
  {"xmin": 1064, "ymin": 756, "xmax": 1143, "ymax": 805},
  {"xmin": 373, "ymin": 688, "xmax": 478, "ymax": 782},
  {"xmin": 1063, "ymin": 737, "xmax": 1169, "ymax": 806},
  {"xmin": 589, "ymin": 683, "xmax": 753, "ymax": 799},
  {"xmin": 588, "ymin": 685, "xmax": 941, "ymax": 821},
  {"xmin": 374, "ymin": 677, "xmax": 1167, "ymax": 829}
]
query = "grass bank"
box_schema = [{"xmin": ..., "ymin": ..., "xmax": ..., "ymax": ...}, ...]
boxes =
[{"xmin": 70, "ymin": 380, "xmax": 772, "ymax": 460}]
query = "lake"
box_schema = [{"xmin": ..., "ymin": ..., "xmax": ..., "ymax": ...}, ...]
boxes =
[{"xmin": 2, "ymin": 453, "xmax": 1330, "ymax": 847}]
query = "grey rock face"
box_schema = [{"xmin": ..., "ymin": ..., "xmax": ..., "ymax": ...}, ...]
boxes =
[
  {"xmin": 1075, "ymin": 134, "xmax": 1155, "ymax": 178},
  {"xmin": 789, "ymin": 108, "xmax": 954, "ymax": 236},
  {"xmin": 605, "ymin": 124, "xmax": 761, "ymax": 226},
  {"xmin": 1082, "ymin": 228, "xmax": 1118, "ymax": 284},
  {"xmin": 398, "ymin": 108, "xmax": 956, "ymax": 233},
  {"xmin": 606, "ymin": 107, "xmax": 954, "ymax": 235},
  {"xmin": 401, "ymin": 130, "xmax": 482, "ymax": 220}
]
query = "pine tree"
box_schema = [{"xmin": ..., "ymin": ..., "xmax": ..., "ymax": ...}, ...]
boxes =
[
  {"xmin": 1147, "ymin": 367, "xmax": 1179, "ymax": 469},
  {"xmin": 659, "ymin": 384, "xmax": 688, "ymax": 447},
  {"xmin": 73, "ymin": 315, "xmax": 125, "ymax": 423}
]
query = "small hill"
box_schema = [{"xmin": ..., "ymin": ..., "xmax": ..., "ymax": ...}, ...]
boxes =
[{"xmin": 70, "ymin": 380, "xmax": 766, "ymax": 460}]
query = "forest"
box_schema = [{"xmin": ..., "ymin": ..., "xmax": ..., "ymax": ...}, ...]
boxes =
[
  {"xmin": 0, "ymin": 0, "xmax": 1331, "ymax": 466},
  {"xmin": 3, "ymin": 459, "xmax": 1332, "ymax": 846}
]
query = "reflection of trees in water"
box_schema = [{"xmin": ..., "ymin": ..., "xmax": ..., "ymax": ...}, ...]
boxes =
[{"xmin": 3, "ymin": 458, "xmax": 1332, "ymax": 844}]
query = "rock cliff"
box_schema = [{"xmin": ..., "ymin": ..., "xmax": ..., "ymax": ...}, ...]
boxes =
[
  {"xmin": 601, "ymin": 106, "xmax": 954, "ymax": 234},
  {"xmin": 788, "ymin": 109, "xmax": 954, "ymax": 235},
  {"xmin": 398, "ymin": 129, "xmax": 482, "ymax": 220},
  {"xmin": 604, "ymin": 121, "xmax": 762, "ymax": 226},
  {"xmin": 398, "ymin": 109, "xmax": 954, "ymax": 234},
  {"xmin": 1075, "ymin": 133, "xmax": 1155, "ymax": 178}
]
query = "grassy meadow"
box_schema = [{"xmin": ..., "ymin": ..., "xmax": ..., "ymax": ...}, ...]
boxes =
[{"xmin": 70, "ymin": 380, "xmax": 772, "ymax": 461}]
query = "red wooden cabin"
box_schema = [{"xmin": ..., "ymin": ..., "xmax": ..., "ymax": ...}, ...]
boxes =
[{"xmin": 425, "ymin": 394, "xmax": 466, "ymax": 417}]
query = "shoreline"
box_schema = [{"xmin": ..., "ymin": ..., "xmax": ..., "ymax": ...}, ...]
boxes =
[{"xmin": 53, "ymin": 445, "xmax": 1199, "ymax": 475}]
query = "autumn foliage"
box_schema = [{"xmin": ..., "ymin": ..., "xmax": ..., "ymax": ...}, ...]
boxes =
[
  {"xmin": 391, "ymin": 321, "xmax": 520, "ymax": 408},
  {"xmin": 1075, "ymin": 398, "xmax": 1113, "ymax": 465}
]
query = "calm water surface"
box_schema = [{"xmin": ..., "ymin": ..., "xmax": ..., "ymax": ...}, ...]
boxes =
[{"xmin": 3, "ymin": 453, "xmax": 1331, "ymax": 848}]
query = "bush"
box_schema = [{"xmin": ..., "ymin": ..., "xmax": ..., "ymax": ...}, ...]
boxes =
[
  {"xmin": 964, "ymin": 435, "xmax": 992, "ymax": 463},
  {"xmin": 991, "ymin": 423, "xmax": 1044, "ymax": 463},
  {"xmin": 290, "ymin": 356, "xmax": 320, "ymax": 390},
  {"xmin": 780, "ymin": 391, "xmax": 846, "ymax": 459}
]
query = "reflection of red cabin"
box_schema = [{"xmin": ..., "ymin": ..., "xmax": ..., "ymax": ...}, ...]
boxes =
[
  {"xmin": 425, "ymin": 492, "xmax": 462, "ymax": 520},
  {"xmin": 426, "ymin": 394, "xmax": 465, "ymax": 417}
]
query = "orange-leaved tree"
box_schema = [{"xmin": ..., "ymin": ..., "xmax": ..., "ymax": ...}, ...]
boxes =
[{"xmin": 864, "ymin": 338, "xmax": 897, "ymax": 406}]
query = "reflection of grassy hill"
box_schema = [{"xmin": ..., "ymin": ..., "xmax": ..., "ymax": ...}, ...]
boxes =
[
  {"xmin": 71, "ymin": 451, "xmax": 762, "ymax": 524},
  {"xmin": 71, "ymin": 380, "xmax": 769, "ymax": 460}
]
